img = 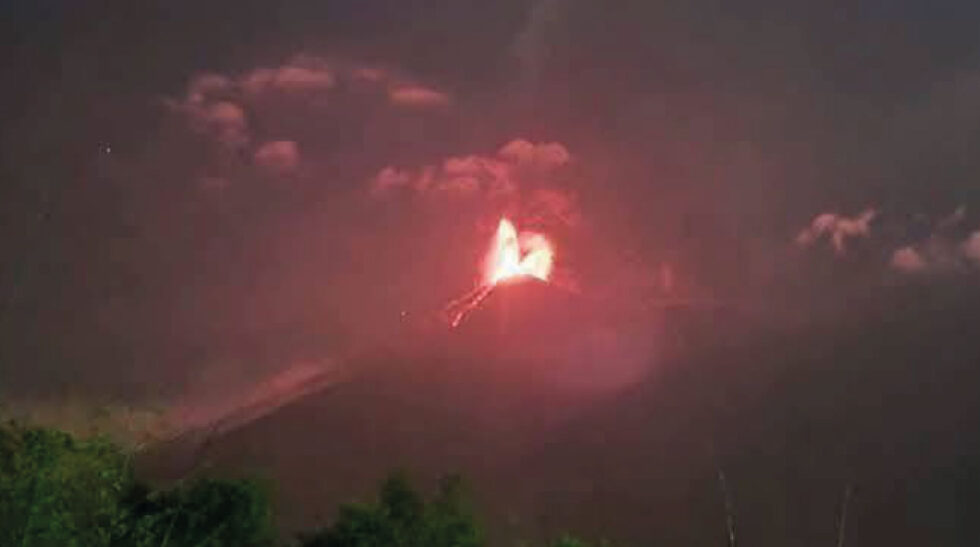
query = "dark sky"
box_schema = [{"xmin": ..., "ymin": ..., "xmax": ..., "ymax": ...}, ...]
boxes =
[{"xmin": 2, "ymin": 0, "xmax": 980, "ymax": 443}]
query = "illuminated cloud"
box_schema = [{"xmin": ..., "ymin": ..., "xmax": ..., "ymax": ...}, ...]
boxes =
[
  {"xmin": 254, "ymin": 140, "xmax": 300, "ymax": 174},
  {"xmin": 242, "ymin": 64, "xmax": 336, "ymax": 96},
  {"xmin": 525, "ymin": 188, "xmax": 580, "ymax": 226},
  {"xmin": 888, "ymin": 207, "xmax": 980, "ymax": 274},
  {"xmin": 166, "ymin": 72, "xmax": 248, "ymax": 148},
  {"xmin": 938, "ymin": 205, "xmax": 967, "ymax": 230},
  {"xmin": 162, "ymin": 99, "xmax": 248, "ymax": 149},
  {"xmin": 369, "ymin": 166, "xmax": 414, "ymax": 196},
  {"xmin": 388, "ymin": 84, "xmax": 451, "ymax": 107},
  {"xmin": 203, "ymin": 101, "xmax": 249, "ymax": 147},
  {"xmin": 185, "ymin": 73, "xmax": 234, "ymax": 104},
  {"xmin": 369, "ymin": 139, "xmax": 577, "ymax": 226},
  {"xmin": 167, "ymin": 54, "xmax": 452, "ymax": 185},
  {"xmin": 796, "ymin": 209, "xmax": 877, "ymax": 255},
  {"xmin": 890, "ymin": 246, "xmax": 928, "ymax": 273},
  {"xmin": 498, "ymin": 139, "xmax": 571, "ymax": 169},
  {"xmin": 963, "ymin": 231, "xmax": 980, "ymax": 266}
]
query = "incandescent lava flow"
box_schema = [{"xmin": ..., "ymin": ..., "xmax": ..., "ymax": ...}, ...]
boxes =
[
  {"xmin": 441, "ymin": 218, "xmax": 654, "ymax": 394},
  {"xmin": 445, "ymin": 218, "xmax": 556, "ymax": 328}
]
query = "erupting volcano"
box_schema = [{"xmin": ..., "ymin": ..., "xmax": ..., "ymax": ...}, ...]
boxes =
[
  {"xmin": 484, "ymin": 218, "xmax": 554, "ymax": 284},
  {"xmin": 446, "ymin": 218, "xmax": 556, "ymax": 327}
]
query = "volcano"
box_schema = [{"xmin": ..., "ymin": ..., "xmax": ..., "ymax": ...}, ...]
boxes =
[
  {"xmin": 449, "ymin": 276, "xmax": 581, "ymax": 348},
  {"xmin": 137, "ymin": 274, "xmax": 660, "ymax": 542},
  {"xmin": 135, "ymin": 283, "xmax": 980, "ymax": 546}
]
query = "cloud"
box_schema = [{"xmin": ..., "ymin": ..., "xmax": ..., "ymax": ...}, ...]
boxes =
[
  {"xmin": 369, "ymin": 166, "xmax": 414, "ymax": 196},
  {"xmin": 442, "ymin": 154, "xmax": 513, "ymax": 195},
  {"xmin": 369, "ymin": 139, "xmax": 577, "ymax": 226},
  {"xmin": 498, "ymin": 138, "xmax": 571, "ymax": 169},
  {"xmin": 962, "ymin": 232, "xmax": 980, "ymax": 266},
  {"xmin": 166, "ymin": 53, "xmax": 453, "ymax": 192},
  {"xmin": 169, "ymin": 55, "xmax": 449, "ymax": 151},
  {"xmin": 890, "ymin": 246, "xmax": 928, "ymax": 273},
  {"xmin": 186, "ymin": 73, "xmax": 235, "ymax": 104},
  {"xmin": 254, "ymin": 140, "xmax": 300, "ymax": 174},
  {"xmin": 525, "ymin": 188, "xmax": 580, "ymax": 226},
  {"xmin": 388, "ymin": 84, "xmax": 451, "ymax": 108},
  {"xmin": 202, "ymin": 101, "xmax": 249, "ymax": 147},
  {"xmin": 242, "ymin": 64, "xmax": 336, "ymax": 96},
  {"xmin": 167, "ymin": 76, "xmax": 248, "ymax": 148},
  {"xmin": 890, "ymin": 237, "xmax": 973, "ymax": 275},
  {"xmin": 796, "ymin": 209, "xmax": 877, "ymax": 255},
  {"xmin": 888, "ymin": 207, "xmax": 980, "ymax": 274},
  {"xmin": 938, "ymin": 205, "xmax": 967, "ymax": 230}
]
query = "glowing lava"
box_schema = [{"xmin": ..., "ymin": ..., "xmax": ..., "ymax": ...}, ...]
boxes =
[
  {"xmin": 446, "ymin": 218, "xmax": 555, "ymax": 328},
  {"xmin": 484, "ymin": 219, "xmax": 554, "ymax": 284}
]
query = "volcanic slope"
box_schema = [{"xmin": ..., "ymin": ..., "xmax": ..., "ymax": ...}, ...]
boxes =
[
  {"xmin": 139, "ymin": 278, "xmax": 658, "ymax": 540},
  {"xmin": 139, "ymin": 281, "xmax": 980, "ymax": 546}
]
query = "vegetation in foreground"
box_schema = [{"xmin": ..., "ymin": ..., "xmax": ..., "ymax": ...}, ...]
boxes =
[{"xmin": 0, "ymin": 421, "xmax": 609, "ymax": 546}]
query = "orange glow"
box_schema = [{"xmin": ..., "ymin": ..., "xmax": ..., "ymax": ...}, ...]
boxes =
[
  {"xmin": 445, "ymin": 218, "xmax": 556, "ymax": 328},
  {"xmin": 484, "ymin": 218, "xmax": 554, "ymax": 284}
]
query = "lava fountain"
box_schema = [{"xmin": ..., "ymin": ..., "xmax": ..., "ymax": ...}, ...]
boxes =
[
  {"xmin": 484, "ymin": 218, "xmax": 554, "ymax": 284},
  {"xmin": 446, "ymin": 218, "xmax": 555, "ymax": 327}
]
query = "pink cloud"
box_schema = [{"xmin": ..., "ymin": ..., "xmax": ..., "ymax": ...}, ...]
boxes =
[
  {"xmin": 254, "ymin": 140, "xmax": 300, "ymax": 174},
  {"xmin": 963, "ymin": 231, "xmax": 980, "ymax": 266},
  {"xmin": 202, "ymin": 101, "xmax": 248, "ymax": 148},
  {"xmin": 498, "ymin": 139, "xmax": 571, "ymax": 169},
  {"xmin": 369, "ymin": 166, "xmax": 413, "ymax": 196},
  {"xmin": 242, "ymin": 65, "xmax": 336, "ymax": 96},
  {"xmin": 171, "ymin": 56, "xmax": 453, "ymax": 156},
  {"xmin": 186, "ymin": 73, "xmax": 234, "ymax": 104},
  {"xmin": 890, "ymin": 246, "xmax": 928, "ymax": 273},
  {"xmin": 439, "ymin": 176, "xmax": 481, "ymax": 195},
  {"xmin": 526, "ymin": 188, "xmax": 580, "ymax": 226},
  {"xmin": 796, "ymin": 209, "xmax": 877, "ymax": 255},
  {"xmin": 388, "ymin": 84, "xmax": 451, "ymax": 107},
  {"xmin": 887, "ymin": 208, "xmax": 979, "ymax": 274},
  {"xmin": 368, "ymin": 139, "xmax": 578, "ymax": 227},
  {"xmin": 167, "ymin": 78, "xmax": 249, "ymax": 148}
]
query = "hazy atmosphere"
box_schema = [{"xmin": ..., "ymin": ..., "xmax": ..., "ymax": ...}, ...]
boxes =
[{"xmin": 3, "ymin": 1, "xmax": 980, "ymax": 545}]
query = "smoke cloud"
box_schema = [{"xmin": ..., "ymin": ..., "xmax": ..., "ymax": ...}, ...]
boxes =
[
  {"xmin": 890, "ymin": 246, "xmax": 928, "ymax": 273},
  {"xmin": 370, "ymin": 139, "xmax": 576, "ymax": 227},
  {"xmin": 242, "ymin": 61, "xmax": 337, "ymax": 97},
  {"xmin": 254, "ymin": 140, "xmax": 300, "ymax": 174},
  {"xmin": 166, "ymin": 55, "xmax": 452, "ymax": 165},
  {"xmin": 961, "ymin": 231, "xmax": 980, "ymax": 266},
  {"xmin": 796, "ymin": 209, "xmax": 877, "ymax": 255},
  {"xmin": 882, "ymin": 207, "xmax": 980, "ymax": 274},
  {"xmin": 388, "ymin": 84, "xmax": 451, "ymax": 108}
]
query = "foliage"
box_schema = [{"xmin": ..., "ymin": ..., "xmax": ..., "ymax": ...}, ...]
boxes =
[
  {"xmin": 0, "ymin": 421, "xmax": 131, "ymax": 547},
  {"xmin": 113, "ymin": 477, "xmax": 275, "ymax": 547},
  {"xmin": 547, "ymin": 536, "xmax": 614, "ymax": 547},
  {"xmin": 299, "ymin": 470, "xmax": 482, "ymax": 547},
  {"xmin": 0, "ymin": 421, "xmax": 274, "ymax": 547},
  {"xmin": 1, "ymin": 422, "xmax": 605, "ymax": 547}
]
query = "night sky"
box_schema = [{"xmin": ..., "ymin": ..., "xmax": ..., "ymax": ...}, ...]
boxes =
[{"xmin": 3, "ymin": 1, "xmax": 980, "ymax": 545}]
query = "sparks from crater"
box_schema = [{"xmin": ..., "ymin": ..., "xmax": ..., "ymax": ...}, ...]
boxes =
[{"xmin": 446, "ymin": 218, "xmax": 555, "ymax": 328}]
